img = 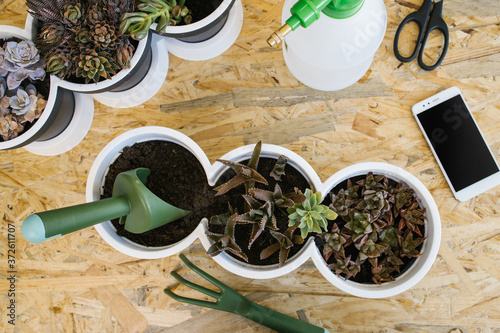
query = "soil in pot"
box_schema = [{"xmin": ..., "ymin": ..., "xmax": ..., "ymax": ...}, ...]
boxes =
[
  {"xmin": 187, "ymin": 0, "xmax": 224, "ymax": 23},
  {"xmin": 101, "ymin": 140, "xmax": 227, "ymax": 247},
  {"xmin": 317, "ymin": 174, "xmax": 425, "ymax": 284},
  {"xmin": 208, "ymin": 157, "xmax": 312, "ymax": 266}
]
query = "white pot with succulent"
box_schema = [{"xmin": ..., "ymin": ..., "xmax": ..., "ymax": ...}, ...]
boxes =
[
  {"xmin": 120, "ymin": 0, "xmax": 243, "ymax": 61},
  {"xmin": 309, "ymin": 162, "xmax": 441, "ymax": 298},
  {"xmin": 198, "ymin": 142, "xmax": 324, "ymax": 279},
  {"xmin": 83, "ymin": 127, "xmax": 440, "ymax": 297},
  {"xmin": 25, "ymin": 0, "xmax": 168, "ymax": 108},
  {"xmin": 0, "ymin": 22, "xmax": 94, "ymax": 155}
]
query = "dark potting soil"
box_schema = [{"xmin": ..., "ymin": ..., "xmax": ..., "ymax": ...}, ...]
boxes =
[
  {"xmin": 0, "ymin": 38, "xmax": 51, "ymax": 142},
  {"xmin": 317, "ymin": 175, "xmax": 425, "ymax": 284},
  {"xmin": 208, "ymin": 157, "xmax": 313, "ymax": 266},
  {"xmin": 100, "ymin": 140, "xmax": 227, "ymax": 247},
  {"xmin": 187, "ymin": 0, "xmax": 224, "ymax": 23},
  {"xmin": 100, "ymin": 141, "xmax": 312, "ymax": 266}
]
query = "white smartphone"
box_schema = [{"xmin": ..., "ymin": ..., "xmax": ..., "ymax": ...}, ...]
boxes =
[{"xmin": 412, "ymin": 86, "xmax": 500, "ymax": 201}]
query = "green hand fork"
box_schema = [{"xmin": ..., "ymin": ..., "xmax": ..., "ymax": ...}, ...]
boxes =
[
  {"xmin": 22, "ymin": 168, "xmax": 191, "ymax": 243},
  {"xmin": 164, "ymin": 254, "xmax": 329, "ymax": 333}
]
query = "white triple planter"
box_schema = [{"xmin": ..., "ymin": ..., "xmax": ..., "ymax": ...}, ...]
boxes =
[
  {"xmin": 159, "ymin": 0, "xmax": 243, "ymax": 61},
  {"xmin": 91, "ymin": 0, "xmax": 243, "ymax": 107},
  {"xmin": 94, "ymin": 0, "xmax": 244, "ymax": 110},
  {"xmin": 0, "ymin": 2, "xmax": 242, "ymax": 155},
  {"xmin": 0, "ymin": 19, "xmax": 94, "ymax": 156},
  {"xmin": 75, "ymin": 0, "xmax": 243, "ymax": 105},
  {"xmin": 87, "ymin": 126, "xmax": 441, "ymax": 298}
]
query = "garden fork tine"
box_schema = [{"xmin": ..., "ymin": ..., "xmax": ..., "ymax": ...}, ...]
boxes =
[
  {"xmin": 165, "ymin": 271, "xmax": 221, "ymax": 310},
  {"xmin": 164, "ymin": 254, "xmax": 329, "ymax": 333},
  {"xmin": 164, "ymin": 253, "xmax": 249, "ymax": 313}
]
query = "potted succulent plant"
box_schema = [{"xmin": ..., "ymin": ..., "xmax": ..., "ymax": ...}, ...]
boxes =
[
  {"xmin": 85, "ymin": 127, "xmax": 439, "ymax": 297},
  {"xmin": 198, "ymin": 142, "xmax": 327, "ymax": 279},
  {"xmin": 201, "ymin": 160, "xmax": 440, "ymax": 295},
  {"xmin": 25, "ymin": 0, "xmax": 167, "ymax": 108},
  {"xmin": 0, "ymin": 39, "xmax": 47, "ymax": 142},
  {"xmin": 85, "ymin": 126, "xmax": 325, "ymax": 268},
  {"xmin": 120, "ymin": 0, "xmax": 243, "ymax": 61},
  {"xmin": 311, "ymin": 162, "xmax": 441, "ymax": 298},
  {"xmin": 0, "ymin": 22, "xmax": 93, "ymax": 155}
]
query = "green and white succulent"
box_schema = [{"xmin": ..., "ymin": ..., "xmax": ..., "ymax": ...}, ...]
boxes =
[{"xmin": 288, "ymin": 189, "xmax": 338, "ymax": 239}]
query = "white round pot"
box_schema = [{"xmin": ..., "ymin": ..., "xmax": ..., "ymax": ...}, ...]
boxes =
[
  {"xmin": 0, "ymin": 23, "xmax": 94, "ymax": 155},
  {"xmin": 310, "ymin": 162, "xmax": 441, "ymax": 298},
  {"xmin": 91, "ymin": 33, "xmax": 169, "ymax": 108},
  {"xmin": 162, "ymin": 0, "xmax": 243, "ymax": 61},
  {"xmin": 86, "ymin": 127, "xmax": 323, "ymax": 271},
  {"xmin": 86, "ymin": 126, "xmax": 212, "ymax": 259},
  {"xmin": 26, "ymin": 15, "xmax": 152, "ymax": 96},
  {"xmin": 199, "ymin": 143, "xmax": 323, "ymax": 279},
  {"xmin": 159, "ymin": 0, "xmax": 236, "ymax": 42}
]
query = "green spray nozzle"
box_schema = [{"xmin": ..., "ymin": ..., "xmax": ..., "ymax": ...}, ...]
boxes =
[
  {"xmin": 267, "ymin": 0, "xmax": 365, "ymax": 47},
  {"xmin": 22, "ymin": 168, "xmax": 191, "ymax": 243}
]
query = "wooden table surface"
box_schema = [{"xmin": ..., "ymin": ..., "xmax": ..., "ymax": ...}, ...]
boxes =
[{"xmin": 1, "ymin": 0, "xmax": 499, "ymax": 332}]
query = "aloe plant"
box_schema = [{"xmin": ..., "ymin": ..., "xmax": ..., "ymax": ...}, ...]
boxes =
[
  {"xmin": 235, "ymin": 184, "xmax": 305, "ymax": 249},
  {"xmin": 214, "ymin": 141, "xmax": 267, "ymax": 196},
  {"xmin": 260, "ymin": 221, "xmax": 304, "ymax": 267},
  {"xmin": 207, "ymin": 141, "xmax": 309, "ymax": 266},
  {"xmin": 206, "ymin": 213, "xmax": 248, "ymax": 262}
]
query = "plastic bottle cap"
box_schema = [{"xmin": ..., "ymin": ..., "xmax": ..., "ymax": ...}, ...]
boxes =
[{"xmin": 322, "ymin": 0, "xmax": 365, "ymax": 19}]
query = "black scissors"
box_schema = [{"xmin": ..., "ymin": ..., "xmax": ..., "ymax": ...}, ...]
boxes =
[{"xmin": 394, "ymin": 0, "xmax": 449, "ymax": 70}]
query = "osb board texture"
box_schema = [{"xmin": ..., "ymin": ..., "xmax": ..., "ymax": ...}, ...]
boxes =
[{"xmin": 0, "ymin": 0, "xmax": 499, "ymax": 332}]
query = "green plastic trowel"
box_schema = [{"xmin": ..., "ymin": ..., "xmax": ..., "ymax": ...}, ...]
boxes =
[{"xmin": 22, "ymin": 168, "xmax": 191, "ymax": 243}]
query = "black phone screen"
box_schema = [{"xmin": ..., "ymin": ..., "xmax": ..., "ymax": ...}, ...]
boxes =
[{"xmin": 417, "ymin": 95, "xmax": 499, "ymax": 191}]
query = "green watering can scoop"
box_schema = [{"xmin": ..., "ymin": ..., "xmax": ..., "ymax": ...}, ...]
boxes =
[{"xmin": 22, "ymin": 168, "xmax": 191, "ymax": 243}]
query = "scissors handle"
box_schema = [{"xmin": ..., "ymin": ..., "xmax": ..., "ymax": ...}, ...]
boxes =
[
  {"xmin": 394, "ymin": 0, "xmax": 433, "ymax": 63},
  {"xmin": 417, "ymin": 0, "xmax": 449, "ymax": 70}
]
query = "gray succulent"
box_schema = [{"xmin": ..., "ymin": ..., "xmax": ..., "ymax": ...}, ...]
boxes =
[{"xmin": 0, "ymin": 41, "xmax": 46, "ymax": 90}]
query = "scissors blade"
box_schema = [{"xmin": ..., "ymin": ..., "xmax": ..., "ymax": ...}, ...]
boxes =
[{"xmin": 418, "ymin": 0, "xmax": 449, "ymax": 70}]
